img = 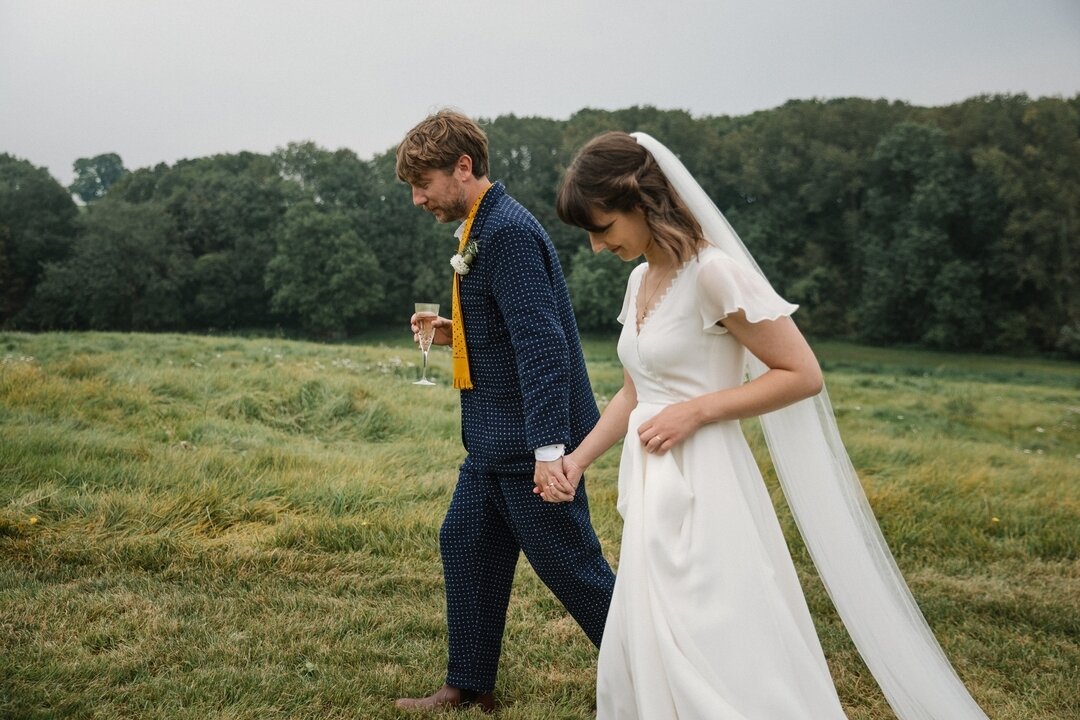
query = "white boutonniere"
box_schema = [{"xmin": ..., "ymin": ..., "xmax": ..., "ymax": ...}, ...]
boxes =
[{"xmin": 451, "ymin": 240, "xmax": 479, "ymax": 275}]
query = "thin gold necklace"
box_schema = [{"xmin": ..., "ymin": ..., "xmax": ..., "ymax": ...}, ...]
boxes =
[{"xmin": 638, "ymin": 264, "xmax": 673, "ymax": 325}]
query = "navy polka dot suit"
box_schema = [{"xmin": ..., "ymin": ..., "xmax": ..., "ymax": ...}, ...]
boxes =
[{"xmin": 443, "ymin": 182, "xmax": 615, "ymax": 693}]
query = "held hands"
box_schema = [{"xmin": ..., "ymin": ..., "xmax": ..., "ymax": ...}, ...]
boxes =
[
  {"xmin": 409, "ymin": 313, "xmax": 453, "ymax": 346},
  {"xmin": 533, "ymin": 455, "xmax": 586, "ymax": 503},
  {"xmin": 637, "ymin": 399, "xmax": 703, "ymax": 454}
]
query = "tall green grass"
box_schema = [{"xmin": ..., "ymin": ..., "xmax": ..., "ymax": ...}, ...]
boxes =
[{"xmin": 1, "ymin": 331, "xmax": 1077, "ymax": 719}]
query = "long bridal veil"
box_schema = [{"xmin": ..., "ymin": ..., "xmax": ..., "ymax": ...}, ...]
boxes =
[{"xmin": 631, "ymin": 132, "xmax": 989, "ymax": 719}]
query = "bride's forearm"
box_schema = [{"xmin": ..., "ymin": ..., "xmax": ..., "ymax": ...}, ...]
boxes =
[
  {"xmin": 690, "ymin": 366, "xmax": 822, "ymax": 425},
  {"xmin": 570, "ymin": 384, "xmax": 636, "ymax": 469}
]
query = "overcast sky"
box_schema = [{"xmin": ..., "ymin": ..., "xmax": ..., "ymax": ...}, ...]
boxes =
[{"xmin": 2, "ymin": 0, "xmax": 1078, "ymax": 187}]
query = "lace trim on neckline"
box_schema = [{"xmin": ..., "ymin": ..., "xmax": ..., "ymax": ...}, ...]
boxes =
[{"xmin": 635, "ymin": 257, "xmax": 694, "ymax": 335}]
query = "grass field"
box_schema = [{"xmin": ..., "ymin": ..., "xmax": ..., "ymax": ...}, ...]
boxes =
[{"xmin": 1, "ymin": 330, "xmax": 1077, "ymax": 719}]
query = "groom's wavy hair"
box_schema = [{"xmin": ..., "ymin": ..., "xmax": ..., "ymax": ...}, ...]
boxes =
[
  {"xmin": 557, "ymin": 131, "xmax": 705, "ymax": 264},
  {"xmin": 396, "ymin": 110, "xmax": 489, "ymax": 184}
]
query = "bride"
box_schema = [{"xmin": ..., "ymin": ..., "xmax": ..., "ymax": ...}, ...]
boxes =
[{"xmin": 538, "ymin": 130, "xmax": 989, "ymax": 719}]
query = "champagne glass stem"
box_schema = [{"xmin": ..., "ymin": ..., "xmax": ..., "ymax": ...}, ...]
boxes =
[{"xmin": 413, "ymin": 302, "xmax": 439, "ymax": 386}]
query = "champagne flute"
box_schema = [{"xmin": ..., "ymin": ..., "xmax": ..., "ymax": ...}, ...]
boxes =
[{"xmin": 413, "ymin": 302, "xmax": 439, "ymax": 386}]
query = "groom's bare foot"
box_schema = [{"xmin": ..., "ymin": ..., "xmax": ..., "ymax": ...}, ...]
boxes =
[{"xmin": 394, "ymin": 683, "xmax": 496, "ymax": 713}]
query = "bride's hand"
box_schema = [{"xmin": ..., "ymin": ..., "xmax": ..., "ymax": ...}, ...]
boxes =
[
  {"xmin": 563, "ymin": 455, "xmax": 585, "ymax": 491},
  {"xmin": 637, "ymin": 400, "xmax": 703, "ymax": 454}
]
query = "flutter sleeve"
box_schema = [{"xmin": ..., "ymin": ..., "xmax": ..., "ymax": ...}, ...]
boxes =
[{"xmin": 696, "ymin": 250, "xmax": 798, "ymax": 335}]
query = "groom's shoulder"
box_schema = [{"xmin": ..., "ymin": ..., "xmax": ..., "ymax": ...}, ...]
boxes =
[
  {"xmin": 491, "ymin": 188, "xmax": 537, "ymax": 222},
  {"xmin": 486, "ymin": 190, "xmax": 548, "ymax": 241}
]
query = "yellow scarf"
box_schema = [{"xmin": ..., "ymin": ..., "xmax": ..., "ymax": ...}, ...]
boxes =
[{"xmin": 451, "ymin": 184, "xmax": 492, "ymax": 390}]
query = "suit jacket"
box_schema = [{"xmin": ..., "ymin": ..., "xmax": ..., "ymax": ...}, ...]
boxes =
[{"xmin": 456, "ymin": 182, "xmax": 599, "ymax": 474}]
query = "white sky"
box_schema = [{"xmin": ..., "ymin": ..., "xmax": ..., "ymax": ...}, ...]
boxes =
[{"xmin": 2, "ymin": 0, "xmax": 1078, "ymax": 187}]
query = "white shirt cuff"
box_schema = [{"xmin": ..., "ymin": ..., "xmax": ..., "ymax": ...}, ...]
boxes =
[{"xmin": 534, "ymin": 444, "xmax": 565, "ymax": 462}]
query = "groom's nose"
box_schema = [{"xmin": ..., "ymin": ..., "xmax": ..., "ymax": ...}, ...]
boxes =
[{"xmin": 411, "ymin": 186, "xmax": 427, "ymax": 207}]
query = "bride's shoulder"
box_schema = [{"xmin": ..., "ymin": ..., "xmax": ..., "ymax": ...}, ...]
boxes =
[
  {"xmin": 692, "ymin": 247, "xmax": 762, "ymax": 296},
  {"xmin": 691, "ymin": 247, "xmax": 732, "ymax": 280},
  {"xmin": 696, "ymin": 245, "xmax": 734, "ymax": 266}
]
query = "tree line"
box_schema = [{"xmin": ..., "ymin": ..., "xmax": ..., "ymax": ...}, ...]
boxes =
[{"xmin": 2, "ymin": 95, "xmax": 1078, "ymax": 356}]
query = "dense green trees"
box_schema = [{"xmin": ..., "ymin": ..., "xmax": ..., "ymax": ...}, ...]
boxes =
[
  {"xmin": 27, "ymin": 201, "xmax": 189, "ymax": 330},
  {"xmin": 858, "ymin": 122, "xmax": 967, "ymax": 345},
  {"xmin": 69, "ymin": 153, "xmax": 127, "ymax": 203},
  {"xmin": 1, "ymin": 95, "xmax": 1076, "ymax": 356},
  {"xmin": 0, "ymin": 155, "xmax": 78, "ymax": 321},
  {"xmin": 265, "ymin": 201, "xmax": 383, "ymax": 337}
]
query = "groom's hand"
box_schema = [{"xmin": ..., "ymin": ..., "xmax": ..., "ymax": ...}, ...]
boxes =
[
  {"xmin": 409, "ymin": 313, "xmax": 453, "ymax": 346},
  {"xmin": 534, "ymin": 458, "xmax": 575, "ymax": 503}
]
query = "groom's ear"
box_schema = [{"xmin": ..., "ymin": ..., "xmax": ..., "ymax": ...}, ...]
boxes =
[{"xmin": 453, "ymin": 154, "xmax": 474, "ymax": 180}]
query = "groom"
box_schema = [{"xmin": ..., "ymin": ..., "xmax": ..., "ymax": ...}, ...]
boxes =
[{"xmin": 394, "ymin": 110, "xmax": 615, "ymax": 713}]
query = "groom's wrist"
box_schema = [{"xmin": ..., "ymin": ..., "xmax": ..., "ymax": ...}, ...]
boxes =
[{"xmin": 533, "ymin": 444, "xmax": 565, "ymax": 461}]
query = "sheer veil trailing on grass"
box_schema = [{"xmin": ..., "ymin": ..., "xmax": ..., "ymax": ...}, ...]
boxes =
[{"xmin": 631, "ymin": 132, "xmax": 989, "ymax": 719}]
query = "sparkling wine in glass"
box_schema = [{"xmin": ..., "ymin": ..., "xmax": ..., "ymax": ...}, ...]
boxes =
[{"xmin": 413, "ymin": 302, "xmax": 439, "ymax": 385}]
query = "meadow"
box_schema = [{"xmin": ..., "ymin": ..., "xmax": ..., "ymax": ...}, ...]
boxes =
[{"xmin": 1, "ymin": 330, "xmax": 1077, "ymax": 719}]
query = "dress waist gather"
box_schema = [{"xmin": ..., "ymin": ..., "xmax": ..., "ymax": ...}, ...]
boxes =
[{"xmin": 633, "ymin": 395, "xmax": 685, "ymax": 410}]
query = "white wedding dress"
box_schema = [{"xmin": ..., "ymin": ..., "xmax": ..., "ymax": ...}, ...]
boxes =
[
  {"xmin": 596, "ymin": 246, "xmax": 849, "ymax": 719},
  {"xmin": 592, "ymin": 131, "xmax": 988, "ymax": 720}
]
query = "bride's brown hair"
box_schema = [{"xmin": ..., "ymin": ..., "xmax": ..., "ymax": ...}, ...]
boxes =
[{"xmin": 556, "ymin": 131, "xmax": 705, "ymax": 263}]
